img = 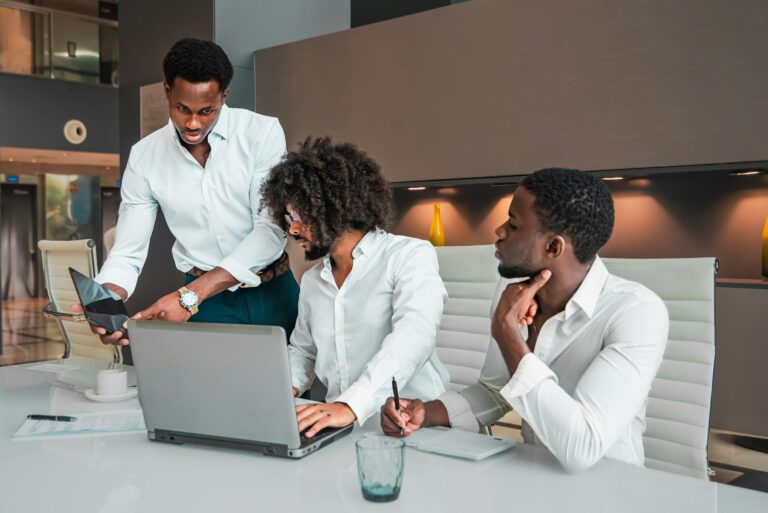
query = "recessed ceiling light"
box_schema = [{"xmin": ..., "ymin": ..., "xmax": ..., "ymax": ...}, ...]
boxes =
[
  {"xmin": 8, "ymin": 158, "xmax": 13, "ymax": 162},
  {"xmin": 729, "ymin": 170, "xmax": 762, "ymax": 176},
  {"xmin": 602, "ymin": 177, "xmax": 624, "ymax": 181},
  {"xmin": 407, "ymin": 186, "xmax": 427, "ymax": 191}
]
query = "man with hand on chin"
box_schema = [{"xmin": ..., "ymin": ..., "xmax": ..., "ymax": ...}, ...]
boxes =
[
  {"xmin": 260, "ymin": 137, "xmax": 449, "ymax": 438},
  {"xmin": 382, "ymin": 168, "xmax": 669, "ymax": 473},
  {"xmin": 74, "ymin": 38, "xmax": 298, "ymax": 345}
]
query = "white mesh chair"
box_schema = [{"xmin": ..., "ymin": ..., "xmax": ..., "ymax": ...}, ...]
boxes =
[
  {"xmin": 434, "ymin": 245, "xmax": 499, "ymax": 391},
  {"xmin": 603, "ymin": 257, "xmax": 717, "ymax": 479},
  {"xmin": 38, "ymin": 239, "xmax": 121, "ymax": 363}
]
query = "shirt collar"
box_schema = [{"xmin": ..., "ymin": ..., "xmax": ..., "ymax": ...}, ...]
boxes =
[
  {"xmin": 352, "ymin": 229, "xmax": 384, "ymax": 258},
  {"xmin": 320, "ymin": 230, "xmax": 383, "ymax": 279},
  {"xmin": 210, "ymin": 103, "xmax": 230, "ymax": 140},
  {"xmin": 564, "ymin": 255, "xmax": 608, "ymax": 320}
]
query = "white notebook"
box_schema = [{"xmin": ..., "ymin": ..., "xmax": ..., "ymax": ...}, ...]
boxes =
[{"xmin": 403, "ymin": 427, "xmax": 516, "ymax": 461}]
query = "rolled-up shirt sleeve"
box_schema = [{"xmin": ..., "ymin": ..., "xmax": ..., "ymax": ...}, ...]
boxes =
[
  {"xmin": 336, "ymin": 242, "xmax": 447, "ymax": 425},
  {"xmin": 500, "ymin": 300, "xmax": 668, "ymax": 473},
  {"xmin": 95, "ymin": 150, "xmax": 157, "ymax": 298},
  {"xmin": 218, "ymin": 119, "xmax": 287, "ymax": 289}
]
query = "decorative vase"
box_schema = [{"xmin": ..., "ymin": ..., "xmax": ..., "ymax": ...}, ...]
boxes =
[
  {"xmin": 762, "ymin": 213, "xmax": 768, "ymax": 279},
  {"xmin": 429, "ymin": 202, "xmax": 445, "ymax": 246}
]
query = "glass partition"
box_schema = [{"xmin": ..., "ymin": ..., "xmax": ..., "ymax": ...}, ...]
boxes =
[{"xmin": 0, "ymin": 1, "xmax": 117, "ymax": 86}]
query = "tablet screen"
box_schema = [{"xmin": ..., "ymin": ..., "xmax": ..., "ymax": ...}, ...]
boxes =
[{"xmin": 69, "ymin": 267, "xmax": 129, "ymax": 334}]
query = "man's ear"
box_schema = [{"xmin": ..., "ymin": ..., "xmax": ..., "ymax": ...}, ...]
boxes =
[
  {"xmin": 221, "ymin": 87, "xmax": 229, "ymax": 103},
  {"xmin": 163, "ymin": 81, "xmax": 171, "ymax": 100},
  {"xmin": 546, "ymin": 236, "xmax": 566, "ymax": 259}
]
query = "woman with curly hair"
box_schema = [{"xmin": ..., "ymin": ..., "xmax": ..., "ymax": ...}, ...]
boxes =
[{"xmin": 260, "ymin": 136, "xmax": 449, "ymax": 438}]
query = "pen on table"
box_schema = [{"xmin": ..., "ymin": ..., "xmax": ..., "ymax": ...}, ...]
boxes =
[
  {"xmin": 392, "ymin": 377, "xmax": 403, "ymax": 436},
  {"xmin": 27, "ymin": 414, "xmax": 76, "ymax": 422}
]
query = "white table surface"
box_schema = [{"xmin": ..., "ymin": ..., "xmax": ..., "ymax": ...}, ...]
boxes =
[{"xmin": 2, "ymin": 357, "xmax": 767, "ymax": 513}]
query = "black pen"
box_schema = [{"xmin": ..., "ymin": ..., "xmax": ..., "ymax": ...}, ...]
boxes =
[
  {"xmin": 27, "ymin": 414, "xmax": 76, "ymax": 422},
  {"xmin": 392, "ymin": 377, "xmax": 403, "ymax": 435}
]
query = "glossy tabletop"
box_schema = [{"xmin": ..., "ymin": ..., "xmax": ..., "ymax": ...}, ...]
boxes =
[{"xmin": 1, "ymin": 357, "xmax": 767, "ymax": 513}]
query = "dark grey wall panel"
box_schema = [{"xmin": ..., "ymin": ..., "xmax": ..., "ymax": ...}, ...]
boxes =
[
  {"xmin": 351, "ymin": 0, "xmax": 450, "ymax": 27},
  {"xmin": 711, "ymin": 285, "xmax": 768, "ymax": 436},
  {"xmin": 255, "ymin": 0, "xmax": 768, "ymax": 183},
  {"xmin": 118, "ymin": 0, "xmax": 213, "ymax": 313},
  {"xmin": 0, "ymin": 73, "xmax": 118, "ymax": 152}
]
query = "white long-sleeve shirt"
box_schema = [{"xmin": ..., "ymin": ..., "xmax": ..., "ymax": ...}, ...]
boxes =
[
  {"xmin": 288, "ymin": 230, "xmax": 450, "ymax": 424},
  {"xmin": 96, "ymin": 105, "xmax": 287, "ymax": 297},
  {"xmin": 441, "ymin": 257, "xmax": 669, "ymax": 472}
]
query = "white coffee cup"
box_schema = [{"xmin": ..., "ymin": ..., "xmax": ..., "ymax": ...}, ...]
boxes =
[{"xmin": 96, "ymin": 369, "xmax": 128, "ymax": 396}]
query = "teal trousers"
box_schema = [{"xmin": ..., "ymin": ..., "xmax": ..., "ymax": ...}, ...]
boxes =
[{"xmin": 186, "ymin": 270, "xmax": 300, "ymax": 337}]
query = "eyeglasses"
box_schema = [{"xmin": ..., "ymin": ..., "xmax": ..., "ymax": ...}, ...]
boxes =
[{"xmin": 284, "ymin": 211, "xmax": 303, "ymax": 227}]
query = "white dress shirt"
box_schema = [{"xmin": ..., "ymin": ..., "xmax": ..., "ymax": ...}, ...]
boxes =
[
  {"xmin": 289, "ymin": 230, "xmax": 450, "ymax": 424},
  {"xmin": 440, "ymin": 257, "xmax": 669, "ymax": 472},
  {"xmin": 96, "ymin": 105, "xmax": 287, "ymax": 297}
]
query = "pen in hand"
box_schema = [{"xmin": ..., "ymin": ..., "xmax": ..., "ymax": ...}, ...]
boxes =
[{"xmin": 392, "ymin": 377, "xmax": 403, "ymax": 436}]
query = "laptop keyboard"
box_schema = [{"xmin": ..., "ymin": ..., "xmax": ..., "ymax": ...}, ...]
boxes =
[{"xmin": 300, "ymin": 427, "xmax": 341, "ymax": 448}]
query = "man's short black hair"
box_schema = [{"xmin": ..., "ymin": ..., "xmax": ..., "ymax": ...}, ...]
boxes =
[
  {"xmin": 522, "ymin": 168, "xmax": 614, "ymax": 264},
  {"xmin": 260, "ymin": 136, "xmax": 394, "ymax": 248},
  {"xmin": 162, "ymin": 38, "xmax": 233, "ymax": 91}
]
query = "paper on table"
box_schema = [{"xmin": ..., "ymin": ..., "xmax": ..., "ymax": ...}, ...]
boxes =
[
  {"xmin": 402, "ymin": 426, "xmax": 516, "ymax": 461},
  {"xmin": 26, "ymin": 363, "xmax": 79, "ymax": 373},
  {"xmin": 14, "ymin": 410, "xmax": 145, "ymax": 440}
]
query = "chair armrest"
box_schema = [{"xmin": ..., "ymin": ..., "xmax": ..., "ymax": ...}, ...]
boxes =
[{"xmin": 41, "ymin": 303, "xmax": 86, "ymax": 322}]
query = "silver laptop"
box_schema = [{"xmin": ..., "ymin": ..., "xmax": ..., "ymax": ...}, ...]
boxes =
[{"xmin": 128, "ymin": 320, "xmax": 352, "ymax": 458}]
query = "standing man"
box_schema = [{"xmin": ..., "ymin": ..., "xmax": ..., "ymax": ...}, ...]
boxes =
[
  {"xmin": 382, "ymin": 168, "xmax": 669, "ymax": 473},
  {"xmin": 84, "ymin": 38, "xmax": 298, "ymax": 345},
  {"xmin": 260, "ymin": 137, "xmax": 449, "ymax": 438}
]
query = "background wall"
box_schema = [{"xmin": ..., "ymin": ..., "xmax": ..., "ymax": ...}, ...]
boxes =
[
  {"xmin": 393, "ymin": 171, "xmax": 768, "ymax": 280},
  {"xmin": 0, "ymin": 73, "xmax": 118, "ymax": 153},
  {"xmin": 351, "ymin": 0, "xmax": 462, "ymax": 27},
  {"xmin": 255, "ymin": 0, "xmax": 768, "ymax": 184},
  {"xmin": 214, "ymin": 0, "xmax": 350, "ymax": 110}
]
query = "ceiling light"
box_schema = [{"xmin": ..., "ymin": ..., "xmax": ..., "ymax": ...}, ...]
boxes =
[
  {"xmin": 729, "ymin": 170, "xmax": 762, "ymax": 176},
  {"xmin": 602, "ymin": 177, "xmax": 624, "ymax": 181},
  {"xmin": 407, "ymin": 186, "xmax": 427, "ymax": 191}
]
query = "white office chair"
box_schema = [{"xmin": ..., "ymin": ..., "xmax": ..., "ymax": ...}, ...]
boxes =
[
  {"xmin": 433, "ymin": 245, "xmax": 500, "ymax": 391},
  {"xmin": 603, "ymin": 257, "xmax": 717, "ymax": 480},
  {"xmin": 38, "ymin": 239, "xmax": 121, "ymax": 363}
]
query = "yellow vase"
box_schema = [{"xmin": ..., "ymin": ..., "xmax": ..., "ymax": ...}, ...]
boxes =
[
  {"xmin": 762, "ymin": 213, "xmax": 768, "ymax": 279},
  {"xmin": 429, "ymin": 202, "xmax": 445, "ymax": 246}
]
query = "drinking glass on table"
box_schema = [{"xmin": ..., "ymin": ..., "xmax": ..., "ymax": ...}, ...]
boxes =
[{"xmin": 355, "ymin": 435, "xmax": 405, "ymax": 502}]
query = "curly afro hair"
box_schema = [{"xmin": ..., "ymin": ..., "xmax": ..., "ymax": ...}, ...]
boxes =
[
  {"xmin": 163, "ymin": 38, "xmax": 233, "ymax": 91},
  {"xmin": 522, "ymin": 168, "xmax": 614, "ymax": 264},
  {"xmin": 260, "ymin": 136, "xmax": 394, "ymax": 249}
]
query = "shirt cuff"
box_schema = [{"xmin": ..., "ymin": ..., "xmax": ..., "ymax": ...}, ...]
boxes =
[
  {"xmin": 335, "ymin": 384, "xmax": 375, "ymax": 426},
  {"xmin": 500, "ymin": 353, "xmax": 557, "ymax": 405},
  {"xmin": 440, "ymin": 390, "xmax": 482, "ymax": 432},
  {"xmin": 95, "ymin": 264, "xmax": 139, "ymax": 298},
  {"xmin": 217, "ymin": 256, "xmax": 263, "ymax": 289}
]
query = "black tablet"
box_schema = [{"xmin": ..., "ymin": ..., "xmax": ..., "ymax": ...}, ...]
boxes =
[{"xmin": 68, "ymin": 267, "xmax": 129, "ymax": 334}]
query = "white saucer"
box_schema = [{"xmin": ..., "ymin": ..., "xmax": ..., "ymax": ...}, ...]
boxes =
[{"xmin": 84, "ymin": 387, "xmax": 138, "ymax": 402}]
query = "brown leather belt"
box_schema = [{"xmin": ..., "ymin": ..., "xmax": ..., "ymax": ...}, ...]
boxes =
[{"xmin": 187, "ymin": 252, "xmax": 290, "ymax": 287}]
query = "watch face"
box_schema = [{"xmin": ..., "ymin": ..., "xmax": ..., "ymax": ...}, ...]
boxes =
[{"xmin": 181, "ymin": 291, "xmax": 198, "ymax": 307}]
